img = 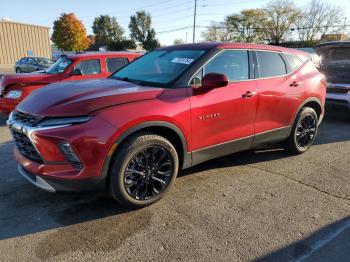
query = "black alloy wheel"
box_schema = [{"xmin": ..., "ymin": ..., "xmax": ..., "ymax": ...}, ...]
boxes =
[
  {"xmin": 109, "ymin": 133, "xmax": 179, "ymax": 209},
  {"xmin": 124, "ymin": 146, "xmax": 174, "ymax": 200},
  {"xmin": 295, "ymin": 113, "xmax": 317, "ymax": 149},
  {"xmin": 282, "ymin": 107, "xmax": 318, "ymax": 154}
]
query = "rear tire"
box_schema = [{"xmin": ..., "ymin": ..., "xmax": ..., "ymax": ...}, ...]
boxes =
[
  {"xmin": 15, "ymin": 68, "xmax": 21, "ymax": 73},
  {"xmin": 282, "ymin": 107, "xmax": 318, "ymax": 154},
  {"xmin": 109, "ymin": 133, "xmax": 179, "ymax": 209}
]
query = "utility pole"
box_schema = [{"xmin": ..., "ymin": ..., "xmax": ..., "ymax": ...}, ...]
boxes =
[
  {"xmin": 341, "ymin": 17, "xmax": 347, "ymax": 41},
  {"xmin": 193, "ymin": 0, "xmax": 197, "ymax": 43},
  {"xmin": 186, "ymin": 32, "xmax": 188, "ymax": 43}
]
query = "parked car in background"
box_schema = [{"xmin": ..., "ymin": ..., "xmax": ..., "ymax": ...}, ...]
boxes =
[
  {"xmin": 7, "ymin": 43, "xmax": 326, "ymax": 208},
  {"xmin": 15, "ymin": 57, "xmax": 53, "ymax": 73},
  {"xmin": 314, "ymin": 42, "xmax": 350, "ymax": 111},
  {"xmin": 0, "ymin": 52, "xmax": 142, "ymax": 115},
  {"xmin": 296, "ymin": 47, "xmax": 321, "ymax": 68}
]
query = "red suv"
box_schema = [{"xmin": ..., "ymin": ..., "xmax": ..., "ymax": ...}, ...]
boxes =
[
  {"xmin": 0, "ymin": 52, "xmax": 142, "ymax": 115},
  {"xmin": 7, "ymin": 43, "xmax": 326, "ymax": 208}
]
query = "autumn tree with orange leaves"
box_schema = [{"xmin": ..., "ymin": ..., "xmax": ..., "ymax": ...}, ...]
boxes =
[{"xmin": 51, "ymin": 13, "xmax": 90, "ymax": 51}]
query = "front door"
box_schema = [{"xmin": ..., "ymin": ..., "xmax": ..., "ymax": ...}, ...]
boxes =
[
  {"xmin": 68, "ymin": 59, "xmax": 105, "ymax": 81},
  {"xmin": 188, "ymin": 50, "xmax": 258, "ymax": 164}
]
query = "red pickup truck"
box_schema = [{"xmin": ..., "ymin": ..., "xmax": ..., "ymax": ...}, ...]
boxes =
[{"xmin": 0, "ymin": 52, "xmax": 142, "ymax": 115}]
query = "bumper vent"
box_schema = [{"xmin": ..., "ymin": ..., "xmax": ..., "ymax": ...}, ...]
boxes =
[
  {"xmin": 12, "ymin": 111, "xmax": 40, "ymax": 126},
  {"xmin": 11, "ymin": 129, "xmax": 43, "ymax": 163}
]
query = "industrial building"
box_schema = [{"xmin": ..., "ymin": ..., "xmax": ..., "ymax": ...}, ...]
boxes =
[{"xmin": 0, "ymin": 20, "xmax": 51, "ymax": 73}]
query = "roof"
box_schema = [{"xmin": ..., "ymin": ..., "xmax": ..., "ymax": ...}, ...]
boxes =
[
  {"xmin": 0, "ymin": 20, "xmax": 50, "ymax": 29},
  {"xmin": 158, "ymin": 42, "xmax": 307, "ymax": 56},
  {"xmin": 313, "ymin": 41, "xmax": 350, "ymax": 55},
  {"xmin": 314, "ymin": 41, "xmax": 350, "ymax": 48},
  {"xmin": 66, "ymin": 51, "xmax": 143, "ymax": 59}
]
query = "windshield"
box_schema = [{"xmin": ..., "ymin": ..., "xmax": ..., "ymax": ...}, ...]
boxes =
[
  {"xmin": 111, "ymin": 50, "xmax": 206, "ymax": 87},
  {"xmin": 46, "ymin": 58, "xmax": 72, "ymax": 74},
  {"xmin": 35, "ymin": 58, "xmax": 51, "ymax": 65}
]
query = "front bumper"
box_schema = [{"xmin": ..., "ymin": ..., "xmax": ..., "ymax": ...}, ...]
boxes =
[
  {"xmin": 8, "ymin": 113, "xmax": 118, "ymax": 192},
  {"xmin": 17, "ymin": 164, "xmax": 106, "ymax": 192}
]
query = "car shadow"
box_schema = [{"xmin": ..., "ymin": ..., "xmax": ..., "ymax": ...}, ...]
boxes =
[
  {"xmin": 255, "ymin": 216, "xmax": 350, "ymax": 261},
  {"xmin": 0, "ymin": 140, "xmax": 132, "ymax": 240},
  {"xmin": 0, "ymin": 106, "xmax": 349, "ymax": 241}
]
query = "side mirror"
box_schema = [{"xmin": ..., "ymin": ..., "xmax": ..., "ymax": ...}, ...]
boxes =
[
  {"xmin": 70, "ymin": 68, "xmax": 82, "ymax": 76},
  {"xmin": 193, "ymin": 73, "xmax": 229, "ymax": 93}
]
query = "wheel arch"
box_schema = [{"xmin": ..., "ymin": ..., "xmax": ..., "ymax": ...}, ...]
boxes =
[
  {"xmin": 101, "ymin": 121, "xmax": 191, "ymax": 185},
  {"xmin": 289, "ymin": 97, "xmax": 323, "ymax": 135}
]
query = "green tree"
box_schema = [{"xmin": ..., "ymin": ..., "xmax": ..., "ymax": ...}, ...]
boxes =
[
  {"xmin": 129, "ymin": 10, "xmax": 160, "ymax": 50},
  {"xmin": 173, "ymin": 38, "xmax": 185, "ymax": 45},
  {"xmin": 260, "ymin": 0, "xmax": 301, "ymax": 44},
  {"xmin": 225, "ymin": 9, "xmax": 267, "ymax": 43},
  {"xmin": 51, "ymin": 13, "xmax": 90, "ymax": 51},
  {"xmin": 201, "ymin": 21, "xmax": 230, "ymax": 42},
  {"xmin": 92, "ymin": 15, "xmax": 124, "ymax": 46}
]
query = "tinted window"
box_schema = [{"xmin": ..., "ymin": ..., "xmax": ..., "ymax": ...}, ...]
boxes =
[
  {"xmin": 257, "ymin": 51, "xmax": 287, "ymax": 78},
  {"xmin": 205, "ymin": 50, "xmax": 249, "ymax": 81},
  {"xmin": 27, "ymin": 58, "xmax": 35, "ymax": 64},
  {"xmin": 107, "ymin": 57, "xmax": 129, "ymax": 73},
  {"xmin": 284, "ymin": 53, "xmax": 302, "ymax": 72},
  {"xmin": 74, "ymin": 59, "xmax": 101, "ymax": 75}
]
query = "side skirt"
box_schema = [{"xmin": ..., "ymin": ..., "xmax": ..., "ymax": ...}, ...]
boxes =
[
  {"xmin": 192, "ymin": 136, "xmax": 254, "ymax": 166},
  {"xmin": 252, "ymin": 126, "xmax": 291, "ymax": 147},
  {"xmin": 190, "ymin": 126, "xmax": 291, "ymax": 167}
]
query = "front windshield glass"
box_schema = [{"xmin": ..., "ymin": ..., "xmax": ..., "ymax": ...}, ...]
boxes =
[
  {"xmin": 46, "ymin": 58, "xmax": 72, "ymax": 74},
  {"xmin": 111, "ymin": 50, "xmax": 206, "ymax": 87},
  {"xmin": 35, "ymin": 58, "xmax": 51, "ymax": 65}
]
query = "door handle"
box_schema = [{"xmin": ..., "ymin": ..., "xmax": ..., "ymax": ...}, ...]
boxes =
[
  {"xmin": 290, "ymin": 81, "xmax": 303, "ymax": 87},
  {"xmin": 242, "ymin": 91, "xmax": 257, "ymax": 98}
]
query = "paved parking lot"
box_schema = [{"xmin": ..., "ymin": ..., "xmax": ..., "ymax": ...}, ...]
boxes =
[{"xmin": 0, "ymin": 108, "xmax": 349, "ymax": 261}]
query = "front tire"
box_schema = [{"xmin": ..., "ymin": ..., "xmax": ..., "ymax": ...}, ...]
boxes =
[
  {"xmin": 15, "ymin": 68, "xmax": 21, "ymax": 73},
  {"xmin": 109, "ymin": 133, "xmax": 179, "ymax": 209},
  {"xmin": 283, "ymin": 107, "xmax": 318, "ymax": 154}
]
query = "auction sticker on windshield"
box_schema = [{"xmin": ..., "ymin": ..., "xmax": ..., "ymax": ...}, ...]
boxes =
[{"xmin": 171, "ymin": 57, "xmax": 194, "ymax": 64}]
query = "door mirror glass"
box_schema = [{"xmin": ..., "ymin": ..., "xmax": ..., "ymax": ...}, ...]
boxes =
[{"xmin": 70, "ymin": 68, "xmax": 82, "ymax": 76}]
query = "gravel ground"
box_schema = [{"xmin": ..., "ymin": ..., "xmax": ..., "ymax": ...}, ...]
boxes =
[{"xmin": 0, "ymin": 107, "xmax": 349, "ymax": 261}]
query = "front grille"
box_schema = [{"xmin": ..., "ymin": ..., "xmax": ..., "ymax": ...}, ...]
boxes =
[
  {"xmin": 12, "ymin": 111, "xmax": 40, "ymax": 126},
  {"xmin": 327, "ymin": 87, "xmax": 350, "ymax": 94},
  {"xmin": 11, "ymin": 129, "xmax": 43, "ymax": 163}
]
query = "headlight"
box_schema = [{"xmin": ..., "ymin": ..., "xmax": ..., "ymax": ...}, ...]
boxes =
[
  {"xmin": 37, "ymin": 116, "xmax": 91, "ymax": 127},
  {"xmin": 5, "ymin": 90, "xmax": 23, "ymax": 99}
]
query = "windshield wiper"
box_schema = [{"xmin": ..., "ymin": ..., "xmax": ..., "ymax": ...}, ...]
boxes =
[{"xmin": 113, "ymin": 76, "xmax": 143, "ymax": 85}]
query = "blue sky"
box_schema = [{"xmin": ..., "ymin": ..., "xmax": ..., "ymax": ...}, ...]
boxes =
[{"xmin": 1, "ymin": 0, "xmax": 349, "ymax": 45}]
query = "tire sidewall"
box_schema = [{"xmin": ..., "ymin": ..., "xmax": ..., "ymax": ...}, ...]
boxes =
[
  {"xmin": 111, "ymin": 134, "xmax": 179, "ymax": 208},
  {"xmin": 292, "ymin": 107, "xmax": 318, "ymax": 153}
]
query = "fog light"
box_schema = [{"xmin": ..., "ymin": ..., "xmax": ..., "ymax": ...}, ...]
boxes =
[{"xmin": 59, "ymin": 142, "xmax": 83, "ymax": 170}]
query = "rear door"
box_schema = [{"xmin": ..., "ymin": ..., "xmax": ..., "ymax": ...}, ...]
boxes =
[
  {"xmin": 254, "ymin": 51, "xmax": 305, "ymax": 140},
  {"xmin": 189, "ymin": 50, "xmax": 258, "ymax": 163},
  {"xmin": 106, "ymin": 57, "xmax": 129, "ymax": 75}
]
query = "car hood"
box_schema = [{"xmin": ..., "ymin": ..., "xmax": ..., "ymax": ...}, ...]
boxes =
[
  {"xmin": 2, "ymin": 72, "xmax": 59, "ymax": 87},
  {"xmin": 17, "ymin": 79, "xmax": 164, "ymax": 117}
]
